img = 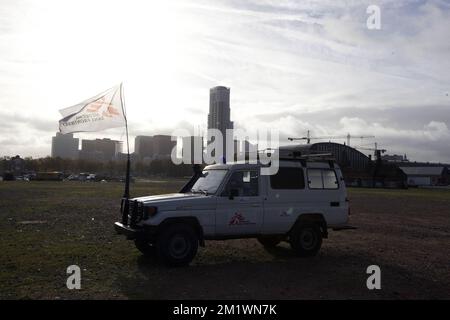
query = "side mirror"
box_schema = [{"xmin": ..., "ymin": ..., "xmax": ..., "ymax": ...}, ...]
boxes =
[{"xmin": 229, "ymin": 189, "xmax": 239, "ymax": 200}]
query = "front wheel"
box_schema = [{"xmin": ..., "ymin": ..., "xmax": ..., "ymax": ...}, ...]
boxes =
[
  {"xmin": 290, "ymin": 223, "xmax": 322, "ymax": 257},
  {"xmin": 156, "ymin": 224, "xmax": 198, "ymax": 267}
]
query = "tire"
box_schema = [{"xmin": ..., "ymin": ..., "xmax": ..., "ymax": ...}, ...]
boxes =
[
  {"xmin": 290, "ymin": 223, "xmax": 322, "ymax": 257},
  {"xmin": 134, "ymin": 239, "xmax": 157, "ymax": 257},
  {"xmin": 257, "ymin": 236, "xmax": 281, "ymax": 248},
  {"xmin": 156, "ymin": 224, "xmax": 198, "ymax": 267}
]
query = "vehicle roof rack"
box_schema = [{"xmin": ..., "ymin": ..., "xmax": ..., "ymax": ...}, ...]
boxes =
[
  {"xmin": 278, "ymin": 145, "xmax": 335, "ymax": 160},
  {"xmin": 279, "ymin": 154, "xmax": 336, "ymax": 167},
  {"xmin": 245, "ymin": 146, "xmax": 336, "ymax": 163}
]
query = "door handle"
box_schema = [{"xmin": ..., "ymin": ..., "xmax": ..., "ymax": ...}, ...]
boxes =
[{"xmin": 330, "ymin": 202, "xmax": 340, "ymax": 207}]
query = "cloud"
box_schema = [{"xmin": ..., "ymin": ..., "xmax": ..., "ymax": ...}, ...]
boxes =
[
  {"xmin": 0, "ymin": 0, "xmax": 449, "ymax": 163},
  {"xmin": 245, "ymin": 103, "xmax": 450, "ymax": 162}
]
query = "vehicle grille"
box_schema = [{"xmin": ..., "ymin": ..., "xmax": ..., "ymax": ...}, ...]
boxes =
[{"xmin": 121, "ymin": 199, "xmax": 144, "ymax": 227}]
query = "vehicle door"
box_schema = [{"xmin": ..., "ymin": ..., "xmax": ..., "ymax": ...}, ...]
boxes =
[
  {"xmin": 215, "ymin": 169, "xmax": 263, "ymax": 236},
  {"xmin": 306, "ymin": 167, "xmax": 344, "ymax": 225}
]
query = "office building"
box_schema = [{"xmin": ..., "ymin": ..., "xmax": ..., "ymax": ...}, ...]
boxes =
[
  {"xmin": 51, "ymin": 132, "xmax": 79, "ymax": 159},
  {"xmin": 153, "ymin": 135, "xmax": 176, "ymax": 159},
  {"xmin": 134, "ymin": 135, "xmax": 175, "ymax": 161},
  {"xmin": 80, "ymin": 138, "xmax": 122, "ymax": 162},
  {"xmin": 135, "ymin": 136, "xmax": 154, "ymax": 161}
]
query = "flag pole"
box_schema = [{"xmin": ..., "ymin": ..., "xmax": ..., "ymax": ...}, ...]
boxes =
[
  {"xmin": 120, "ymin": 82, "xmax": 131, "ymax": 199},
  {"xmin": 120, "ymin": 83, "xmax": 131, "ymax": 224}
]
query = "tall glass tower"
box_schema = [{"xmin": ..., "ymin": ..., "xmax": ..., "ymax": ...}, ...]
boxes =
[{"xmin": 207, "ymin": 86, "xmax": 233, "ymax": 160}]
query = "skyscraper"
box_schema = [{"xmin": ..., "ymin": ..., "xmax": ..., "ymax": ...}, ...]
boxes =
[
  {"xmin": 208, "ymin": 86, "xmax": 233, "ymax": 134},
  {"xmin": 51, "ymin": 132, "xmax": 79, "ymax": 159},
  {"xmin": 207, "ymin": 86, "xmax": 233, "ymax": 159}
]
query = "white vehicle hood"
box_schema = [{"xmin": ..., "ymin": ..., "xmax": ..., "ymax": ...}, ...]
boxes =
[{"xmin": 132, "ymin": 193, "xmax": 215, "ymax": 211}]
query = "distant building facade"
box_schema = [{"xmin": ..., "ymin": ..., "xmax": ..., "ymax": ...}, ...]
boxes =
[
  {"xmin": 153, "ymin": 135, "xmax": 175, "ymax": 159},
  {"xmin": 115, "ymin": 152, "xmax": 137, "ymax": 162},
  {"xmin": 80, "ymin": 138, "xmax": 122, "ymax": 162},
  {"xmin": 51, "ymin": 132, "xmax": 79, "ymax": 159},
  {"xmin": 399, "ymin": 166, "xmax": 450, "ymax": 186},
  {"xmin": 135, "ymin": 136, "xmax": 154, "ymax": 160},
  {"xmin": 134, "ymin": 135, "xmax": 175, "ymax": 161},
  {"xmin": 382, "ymin": 154, "xmax": 408, "ymax": 162}
]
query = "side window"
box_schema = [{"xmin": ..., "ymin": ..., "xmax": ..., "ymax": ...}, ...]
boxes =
[
  {"xmin": 307, "ymin": 169, "xmax": 323, "ymax": 189},
  {"xmin": 322, "ymin": 169, "xmax": 339, "ymax": 189},
  {"xmin": 222, "ymin": 170, "xmax": 259, "ymax": 197},
  {"xmin": 307, "ymin": 169, "xmax": 339, "ymax": 189},
  {"xmin": 270, "ymin": 167, "xmax": 305, "ymax": 189}
]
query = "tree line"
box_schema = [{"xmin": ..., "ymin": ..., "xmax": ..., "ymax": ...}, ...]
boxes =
[{"xmin": 0, "ymin": 156, "xmax": 196, "ymax": 178}]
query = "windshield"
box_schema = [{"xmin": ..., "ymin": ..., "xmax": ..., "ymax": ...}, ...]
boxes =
[{"xmin": 191, "ymin": 170, "xmax": 228, "ymax": 195}]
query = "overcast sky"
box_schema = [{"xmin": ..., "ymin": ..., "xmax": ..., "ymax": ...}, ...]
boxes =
[{"xmin": 0, "ymin": 0, "xmax": 449, "ymax": 162}]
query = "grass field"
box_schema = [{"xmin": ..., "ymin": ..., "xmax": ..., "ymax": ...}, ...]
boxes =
[{"xmin": 0, "ymin": 181, "xmax": 449, "ymax": 299}]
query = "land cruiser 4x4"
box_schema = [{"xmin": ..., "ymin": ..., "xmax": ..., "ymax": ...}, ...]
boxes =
[{"xmin": 115, "ymin": 150, "xmax": 351, "ymax": 266}]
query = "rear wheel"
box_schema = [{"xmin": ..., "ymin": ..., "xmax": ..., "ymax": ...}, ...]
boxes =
[
  {"xmin": 290, "ymin": 223, "xmax": 322, "ymax": 257},
  {"xmin": 134, "ymin": 239, "xmax": 157, "ymax": 257},
  {"xmin": 156, "ymin": 224, "xmax": 198, "ymax": 267},
  {"xmin": 257, "ymin": 236, "xmax": 281, "ymax": 248}
]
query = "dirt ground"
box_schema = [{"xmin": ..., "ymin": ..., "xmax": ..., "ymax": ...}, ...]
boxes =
[{"xmin": 0, "ymin": 181, "xmax": 449, "ymax": 299}]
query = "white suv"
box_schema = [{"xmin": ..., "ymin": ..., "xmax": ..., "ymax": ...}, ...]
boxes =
[{"xmin": 115, "ymin": 156, "xmax": 350, "ymax": 266}]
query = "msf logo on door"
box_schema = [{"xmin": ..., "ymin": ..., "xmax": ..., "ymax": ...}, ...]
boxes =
[{"xmin": 229, "ymin": 212, "xmax": 255, "ymax": 226}]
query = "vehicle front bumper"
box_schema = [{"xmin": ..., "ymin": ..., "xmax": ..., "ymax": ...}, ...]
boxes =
[
  {"xmin": 114, "ymin": 222, "xmax": 144, "ymax": 239},
  {"xmin": 114, "ymin": 221, "xmax": 158, "ymax": 241}
]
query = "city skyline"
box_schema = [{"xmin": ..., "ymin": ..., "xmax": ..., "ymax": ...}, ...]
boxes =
[{"xmin": 0, "ymin": 0, "xmax": 449, "ymax": 162}]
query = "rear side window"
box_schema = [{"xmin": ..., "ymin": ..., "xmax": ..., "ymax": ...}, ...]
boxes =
[
  {"xmin": 307, "ymin": 169, "xmax": 323, "ymax": 189},
  {"xmin": 270, "ymin": 167, "xmax": 305, "ymax": 189},
  {"xmin": 323, "ymin": 170, "xmax": 339, "ymax": 189},
  {"xmin": 307, "ymin": 169, "xmax": 339, "ymax": 189}
]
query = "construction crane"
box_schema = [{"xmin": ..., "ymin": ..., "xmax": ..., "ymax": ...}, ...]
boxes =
[
  {"xmin": 355, "ymin": 143, "xmax": 386, "ymax": 160},
  {"xmin": 288, "ymin": 130, "xmax": 375, "ymax": 146}
]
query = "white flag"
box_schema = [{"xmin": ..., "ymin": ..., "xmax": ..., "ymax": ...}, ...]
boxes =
[{"xmin": 59, "ymin": 84, "xmax": 126, "ymax": 134}]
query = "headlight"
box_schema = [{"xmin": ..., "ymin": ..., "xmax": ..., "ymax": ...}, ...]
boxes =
[{"xmin": 143, "ymin": 206, "xmax": 157, "ymax": 219}]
